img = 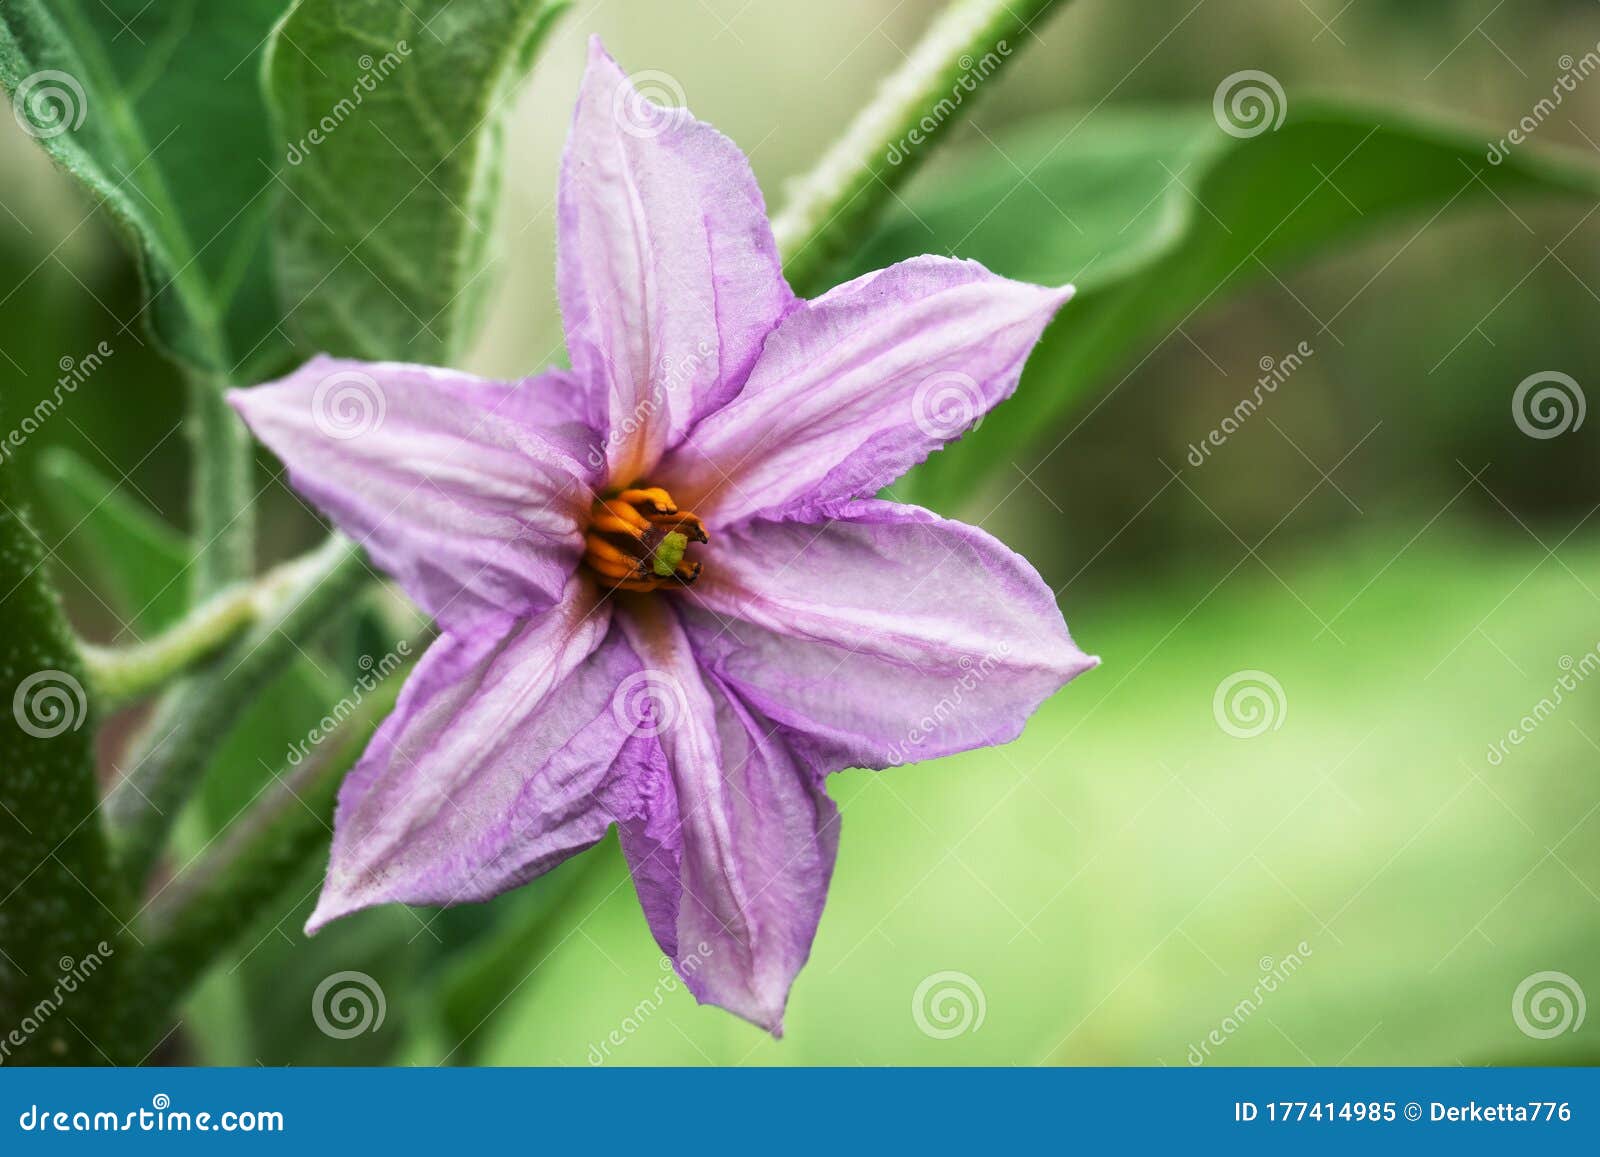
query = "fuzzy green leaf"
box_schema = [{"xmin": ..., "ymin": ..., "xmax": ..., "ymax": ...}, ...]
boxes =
[
  {"xmin": 0, "ymin": 0, "xmax": 292, "ymax": 378},
  {"xmin": 267, "ymin": 0, "xmax": 568, "ymax": 364}
]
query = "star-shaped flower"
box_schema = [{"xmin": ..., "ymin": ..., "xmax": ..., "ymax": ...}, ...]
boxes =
[{"xmin": 231, "ymin": 37, "xmax": 1096, "ymax": 1033}]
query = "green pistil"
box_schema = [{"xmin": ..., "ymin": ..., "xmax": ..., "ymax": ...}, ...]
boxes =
[{"xmin": 652, "ymin": 531, "xmax": 688, "ymax": 577}]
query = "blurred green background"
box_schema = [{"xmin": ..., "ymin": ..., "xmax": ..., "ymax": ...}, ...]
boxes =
[{"xmin": 3, "ymin": 0, "xmax": 1598, "ymax": 1064}]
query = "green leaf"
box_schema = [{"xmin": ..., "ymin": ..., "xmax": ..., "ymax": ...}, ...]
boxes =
[
  {"xmin": 0, "ymin": 473, "xmax": 129, "ymax": 1063},
  {"xmin": 266, "ymin": 0, "xmax": 568, "ymax": 364},
  {"xmin": 0, "ymin": 0, "xmax": 292, "ymax": 377},
  {"xmin": 36, "ymin": 447, "xmax": 189, "ymax": 634},
  {"xmin": 853, "ymin": 103, "xmax": 1600, "ymax": 507}
]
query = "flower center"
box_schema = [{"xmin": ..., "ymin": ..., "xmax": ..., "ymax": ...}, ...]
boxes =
[{"xmin": 582, "ymin": 486, "xmax": 707, "ymax": 592}]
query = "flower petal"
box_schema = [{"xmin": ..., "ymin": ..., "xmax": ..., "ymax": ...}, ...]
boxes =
[
  {"xmin": 659, "ymin": 256, "xmax": 1071, "ymax": 525},
  {"xmin": 558, "ymin": 37, "xmax": 793, "ymax": 485},
  {"xmin": 452, "ymin": 366, "xmax": 597, "ymax": 434},
  {"xmin": 682, "ymin": 500, "xmax": 1098, "ymax": 772},
  {"xmin": 306, "ymin": 583, "xmax": 643, "ymax": 932},
  {"xmin": 230, "ymin": 356, "xmax": 598, "ymax": 633},
  {"xmin": 616, "ymin": 601, "xmax": 839, "ymax": 1035}
]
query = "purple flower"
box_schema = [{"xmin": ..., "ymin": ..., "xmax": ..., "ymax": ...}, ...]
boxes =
[{"xmin": 230, "ymin": 38, "xmax": 1096, "ymax": 1034}]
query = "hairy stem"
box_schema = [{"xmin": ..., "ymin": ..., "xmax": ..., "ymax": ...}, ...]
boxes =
[
  {"xmin": 81, "ymin": 551, "xmax": 337, "ymax": 704},
  {"xmin": 185, "ymin": 372, "xmax": 254, "ymax": 600},
  {"xmin": 773, "ymin": 0, "xmax": 1069, "ymax": 294},
  {"xmin": 103, "ymin": 535, "xmax": 369, "ymax": 881}
]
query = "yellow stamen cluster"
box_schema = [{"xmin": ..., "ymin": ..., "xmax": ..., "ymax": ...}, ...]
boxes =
[{"xmin": 582, "ymin": 486, "xmax": 707, "ymax": 592}]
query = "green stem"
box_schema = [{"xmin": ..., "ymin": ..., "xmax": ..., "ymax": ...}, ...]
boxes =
[
  {"xmin": 81, "ymin": 551, "xmax": 334, "ymax": 704},
  {"xmin": 772, "ymin": 0, "xmax": 1069, "ymax": 294},
  {"xmin": 103, "ymin": 535, "xmax": 368, "ymax": 882},
  {"xmin": 185, "ymin": 371, "xmax": 254, "ymax": 601}
]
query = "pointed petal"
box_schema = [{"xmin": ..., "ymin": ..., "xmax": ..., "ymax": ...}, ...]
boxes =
[
  {"xmin": 659, "ymin": 256, "xmax": 1070, "ymax": 525},
  {"xmin": 682, "ymin": 500, "xmax": 1098, "ymax": 772},
  {"xmin": 617, "ymin": 601, "xmax": 839, "ymax": 1034},
  {"xmin": 558, "ymin": 37, "xmax": 793, "ymax": 484},
  {"xmin": 230, "ymin": 357, "xmax": 599, "ymax": 633},
  {"xmin": 306, "ymin": 583, "xmax": 643, "ymax": 932}
]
